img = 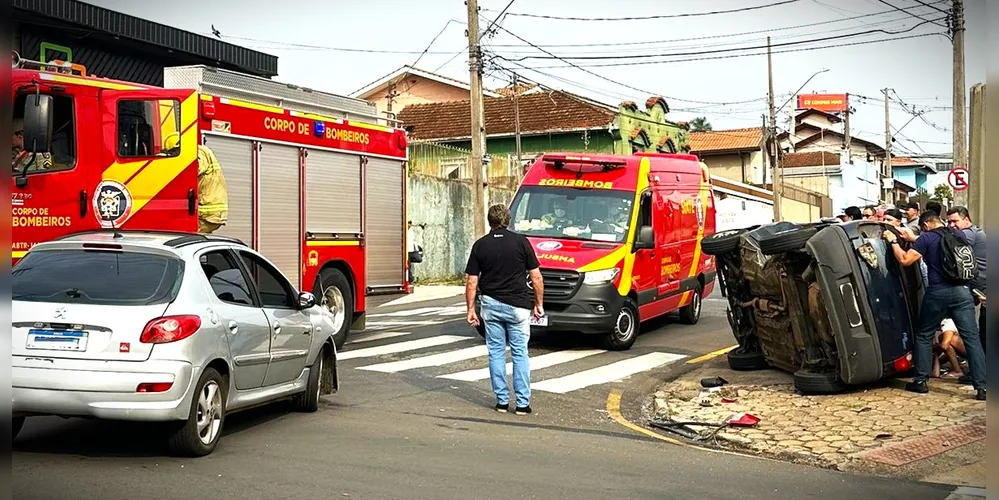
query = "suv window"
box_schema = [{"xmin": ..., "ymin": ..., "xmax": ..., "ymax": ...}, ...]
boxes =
[
  {"xmin": 238, "ymin": 251, "xmax": 294, "ymax": 309},
  {"xmin": 13, "ymin": 93, "xmax": 76, "ymax": 174},
  {"xmin": 117, "ymin": 99, "xmax": 182, "ymax": 158},
  {"xmin": 12, "ymin": 248, "xmax": 183, "ymax": 306},
  {"xmin": 200, "ymin": 250, "xmax": 254, "ymax": 306}
]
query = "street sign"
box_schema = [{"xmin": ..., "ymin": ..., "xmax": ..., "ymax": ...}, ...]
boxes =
[{"xmin": 948, "ymin": 167, "xmax": 969, "ymax": 192}]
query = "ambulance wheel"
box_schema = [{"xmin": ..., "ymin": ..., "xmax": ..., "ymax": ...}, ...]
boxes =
[
  {"xmin": 602, "ymin": 298, "xmax": 638, "ymax": 351},
  {"xmin": 678, "ymin": 285, "xmax": 702, "ymax": 325},
  {"xmin": 315, "ymin": 268, "xmax": 353, "ymax": 350}
]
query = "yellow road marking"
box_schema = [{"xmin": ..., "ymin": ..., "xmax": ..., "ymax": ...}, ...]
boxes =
[{"xmin": 685, "ymin": 345, "xmax": 738, "ymax": 365}]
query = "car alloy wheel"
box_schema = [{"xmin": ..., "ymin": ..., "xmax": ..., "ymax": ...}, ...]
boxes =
[
  {"xmin": 322, "ymin": 285, "xmax": 346, "ymax": 334},
  {"xmin": 197, "ymin": 380, "xmax": 223, "ymax": 446}
]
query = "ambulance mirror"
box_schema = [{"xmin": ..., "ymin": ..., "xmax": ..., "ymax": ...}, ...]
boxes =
[
  {"xmin": 634, "ymin": 225, "xmax": 655, "ymax": 250},
  {"xmin": 23, "ymin": 94, "xmax": 54, "ymax": 154}
]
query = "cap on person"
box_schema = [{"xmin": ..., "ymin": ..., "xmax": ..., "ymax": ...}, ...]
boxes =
[{"xmin": 884, "ymin": 208, "xmax": 904, "ymax": 225}]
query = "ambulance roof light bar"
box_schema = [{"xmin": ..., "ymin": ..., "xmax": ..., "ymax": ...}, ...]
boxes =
[{"xmin": 541, "ymin": 154, "xmax": 627, "ymax": 173}]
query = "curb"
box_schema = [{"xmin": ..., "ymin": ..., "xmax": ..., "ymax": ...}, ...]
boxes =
[{"xmin": 945, "ymin": 486, "xmax": 987, "ymax": 499}]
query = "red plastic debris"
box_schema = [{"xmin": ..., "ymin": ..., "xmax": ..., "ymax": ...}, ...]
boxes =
[{"xmin": 727, "ymin": 413, "xmax": 761, "ymax": 427}]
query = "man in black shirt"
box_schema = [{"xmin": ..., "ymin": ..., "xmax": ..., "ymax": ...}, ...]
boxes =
[{"xmin": 465, "ymin": 205, "xmax": 544, "ymax": 415}]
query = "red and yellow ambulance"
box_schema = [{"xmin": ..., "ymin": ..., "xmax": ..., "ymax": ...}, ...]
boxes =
[
  {"xmin": 11, "ymin": 56, "xmax": 410, "ymax": 348},
  {"xmin": 506, "ymin": 153, "xmax": 717, "ymax": 350}
]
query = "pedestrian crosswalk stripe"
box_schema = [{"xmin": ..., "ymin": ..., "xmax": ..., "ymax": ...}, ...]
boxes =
[
  {"xmin": 437, "ymin": 348, "xmax": 605, "ymax": 382},
  {"xmin": 338, "ymin": 335, "xmax": 470, "ymax": 361},
  {"xmin": 346, "ymin": 331, "xmax": 412, "ymax": 345},
  {"xmin": 356, "ymin": 345, "xmax": 507, "ymax": 373},
  {"xmin": 532, "ymin": 352, "xmax": 688, "ymax": 394},
  {"xmin": 366, "ymin": 320, "xmax": 445, "ymax": 328},
  {"xmin": 367, "ymin": 306, "xmax": 466, "ymax": 319}
]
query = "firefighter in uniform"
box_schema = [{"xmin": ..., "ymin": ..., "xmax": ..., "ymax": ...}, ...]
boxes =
[
  {"xmin": 165, "ymin": 133, "xmax": 228, "ymax": 233},
  {"xmin": 12, "ymin": 118, "xmax": 53, "ymax": 173}
]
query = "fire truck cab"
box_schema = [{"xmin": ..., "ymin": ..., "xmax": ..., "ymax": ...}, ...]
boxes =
[
  {"xmin": 12, "ymin": 55, "xmax": 410, "ymax": 348},
  {"xmin": 504, "ymin": 153, "xmax": 717, "ymax": 350}
]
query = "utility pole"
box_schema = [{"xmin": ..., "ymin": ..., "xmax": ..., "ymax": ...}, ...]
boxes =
[
  {"xmin": 883, "ymin": 88, "xmax": 892, "ymax": 204},
  {"xmin": 760, "ymin": 114, "xmax": 768, "ymax": 186},
  {"xmin": 766, "ymin": 36, "xmax": 781, "ymax": 222},
  {"xmin": 843, "ymin": 94, "xmax": 851, "ymax": 151},
  {"xmin": 466, "ymin": 0, "xmax": 487, "ymax": 237},
  {"xmin": 385, "ymin": 80, "xmax": 397, "ymax": 124},
  {"xmin": 952, "ymin": 0, "xmax": 968, "ymax": 206},
  {"xmin": 513, "ymin": 72, "xmax": 523, "ymax": 179}
]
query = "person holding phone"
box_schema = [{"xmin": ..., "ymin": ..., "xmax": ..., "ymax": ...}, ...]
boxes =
[{"xmin": 947, "ymin": 206, "xmax": 986, "ymax": 357}]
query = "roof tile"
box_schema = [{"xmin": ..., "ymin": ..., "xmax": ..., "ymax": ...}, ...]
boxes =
[
  {"xmin": 688, "ymin": 127, "xmax": 763, "ymax": 153},
  {"xmin": 397, "ymin": 91, "xmax": 615, "ymax": 140},
  {"xmin": 782, "ymin": 151, "xmax": 842, "ymax": 168}
]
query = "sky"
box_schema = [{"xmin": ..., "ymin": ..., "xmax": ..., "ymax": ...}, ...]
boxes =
[{"xmin": 86, "ymin": 0, "xmax": 987, "ymax": 161}]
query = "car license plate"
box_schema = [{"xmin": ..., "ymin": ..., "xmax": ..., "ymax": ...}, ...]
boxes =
[
  {"xmin": 530, "ymin": 315, "xmax": 549, "ymax": 327},
  {"xmin": 26, "ymin": 328, "xmax": 88, "ymax": 351}
]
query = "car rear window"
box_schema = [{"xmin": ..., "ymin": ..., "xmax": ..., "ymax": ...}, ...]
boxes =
[{"xmin": 12, "ymin": 248, "xmax": 184, "ymax": 306}]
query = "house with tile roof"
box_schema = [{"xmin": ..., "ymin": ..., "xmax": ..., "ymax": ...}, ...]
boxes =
[
  {"xmin": 396, "ymin": 89, "xmax": 689, "ymax": 177},
  {"xmin": 687, "ymin": 127, "xmax": 766, "ymax": 185},
  {"xmin": 778, "ymin": 150, "xmax": 882, "ymax": 213},
  {"xmin": 890, "ymin": 156, "xmax": 936, "ymax": 192},
  {"xmin": 350, "ymin": 65, "xmax": 503, "ymax": 123}
]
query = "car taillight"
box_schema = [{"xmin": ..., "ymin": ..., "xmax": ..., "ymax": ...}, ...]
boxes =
[
  {"xmin": 136, "ymin": 382, "xmax": 174, "ymax": 393},
  {"xmin": 140, "ymin": 315, "xmax": 202, "ymax": 344},
  {"xmin": 893, "ymin": 353, "xmax": 913, "ymax": 374}
]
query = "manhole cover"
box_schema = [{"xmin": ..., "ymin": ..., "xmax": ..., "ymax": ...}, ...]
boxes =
[{"xmin": 858, "ymin": 419, "xmax": 986, "ymax": 466}]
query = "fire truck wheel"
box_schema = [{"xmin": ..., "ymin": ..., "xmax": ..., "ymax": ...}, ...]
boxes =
[
  {"xmin": 601, "ymin": 298, "xmax": 638, "ymax": 351},
  {"xmin": 315, "ymin": 269, "xmax": 353, "ymax": 350}
]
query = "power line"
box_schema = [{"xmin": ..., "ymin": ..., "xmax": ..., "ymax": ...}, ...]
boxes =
[
  {"xmin": 482, "ymin": 0, "xmax": 802, "ymax": 21},
  {"xmin": 480, "ymin": 0, "xmax": 516, "ymax": 41},
  {"xmin": 507, "ymin": 18, "xmax": 945, "ymax": 61},
  {"xmin": 518, "ymin": 32, "xmax": 941, "ymax": 69},
  {"xmin": 875, "ymin": 0, "xmax": 950, "ymax": 30},
  {"xmin": 483, "ymin": 21, "xmax": 765, "ymax": 106}
]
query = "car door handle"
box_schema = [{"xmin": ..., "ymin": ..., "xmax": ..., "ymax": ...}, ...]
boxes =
[
  {"xmin": 228, "ymin": 321, "xmax": 238, "ymax": 334},
  {"xmin": 272, "ymin": 322, "xmax": 281, "ymax": 335}
]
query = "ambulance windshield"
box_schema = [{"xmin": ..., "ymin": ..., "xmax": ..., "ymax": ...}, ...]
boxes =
[{"xmin": 509, "ymin": 186, "xmax": 634, "ymax": 243}]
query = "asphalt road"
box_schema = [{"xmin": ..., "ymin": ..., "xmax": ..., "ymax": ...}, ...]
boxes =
[{"xmin": 12, "ymin": 289, "xmax": 955, "ymax": 500}]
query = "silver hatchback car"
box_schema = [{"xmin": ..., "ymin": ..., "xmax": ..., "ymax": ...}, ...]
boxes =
[{"xmin": 12, "ymin": 230, "xmax": 339, "ymax": 456}]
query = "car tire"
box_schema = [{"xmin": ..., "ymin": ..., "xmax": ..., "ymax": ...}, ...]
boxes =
[
  {"xmin": 167, "ymin": 368, "xmax": 226, "ymax": 457},
  {"xmin": 701, "ymin": 229, "xmax": 746, "ymax": 256},
  {"xmin": 793, "ymin": 369, "xmax": 847, "ymax": 395},
  {"xmin": 601, "ymin": 298, "xmax": 639, "ymax": 351},
  {"xmin": 678, "ymin": 285, "xmax": 702, "ymax": 325},
  {"xmin": 315, "ymin": 268, "xmax": 353, "ymax": 350},
  {"xmin": 758, "ymin": 227, "xmax": 819, "ymax": 255},
  {"xmin": 727, "ymin": 347, "xmax": 769, "ymax": 371},
  {"xmin": 12, "ymin": 416, "xmax": 25, "ymax": 442},
  {"xmin": 291, "ymin": 347, "xmax": 324, "ymax": 413}
]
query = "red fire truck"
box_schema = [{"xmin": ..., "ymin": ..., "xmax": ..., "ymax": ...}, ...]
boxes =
[{"xmin": 11, "ymin": 55, "xmax": 410, "ymax": 348}]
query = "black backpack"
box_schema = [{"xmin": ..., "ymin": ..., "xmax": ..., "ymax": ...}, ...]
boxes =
[{"xmin": 933, "ymin": 228, "xmax": 979, "ymax": 285}]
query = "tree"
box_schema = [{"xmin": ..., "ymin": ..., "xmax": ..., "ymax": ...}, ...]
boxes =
[
  {"xmin": 933, "ymin": 184, "xmax": 953, "ymax": 201},
  {"xmin": 689, "ymin": 117, "xmax": 712, "ymax": 132}
]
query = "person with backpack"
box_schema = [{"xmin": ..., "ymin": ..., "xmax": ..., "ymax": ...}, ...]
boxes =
[
  {"xmin": 882, "ymin": 210, "xmax": 986, "ymax": 401},
  {"xmin": 946, "ymin": 206, "xmax": 986, "ymax": 357}
]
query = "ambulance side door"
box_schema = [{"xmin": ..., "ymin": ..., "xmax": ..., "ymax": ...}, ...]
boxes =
[
  {"xmin": 630, "ymin": 190, "xmax": 657, "ymax": 308},
  {"xmin": 12, "ymin": 88, "xmax": 98, "ymax": 259},
  {"xmin": 99, "ymin": 89, "xmax": 199, "ymax": 231},
  {"xmin": 656, "ymin": 183, "xmax": 683, "ymax": 299}
]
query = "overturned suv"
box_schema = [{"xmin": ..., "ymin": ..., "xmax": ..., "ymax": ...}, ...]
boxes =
[{"xmin": 702, "ymin": 220, "xmax": 922, "ymax": 394}]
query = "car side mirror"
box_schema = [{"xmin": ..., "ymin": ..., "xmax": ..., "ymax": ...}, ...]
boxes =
[
  {"xmin": 634, "ymin": 225, "xmax": 655, "ymax": 250},
  {"xmin": 23, "ymin": 94, "xmax": 54, "ymax": 154},
  {"xmin": 298, "ymin": 291, "xmax": 317, "ymax": 310}
]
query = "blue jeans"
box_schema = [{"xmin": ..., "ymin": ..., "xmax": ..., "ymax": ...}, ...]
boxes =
[
  {"xmin": 915, "ymin": 287, "xmax": 986, "ymax": 390},
  {"xmin": 480, "ymin": 295, "xmax": 531, "ymax": 408}
]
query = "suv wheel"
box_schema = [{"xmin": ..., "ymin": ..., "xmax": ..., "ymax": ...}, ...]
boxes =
[
  {"xmin": 727, "ymin": 347, "xmax": 769, "ymax": 371},
  {"xmin": 701, "ymin": 229, "xmax": 747, "ymax": 256},
  {"xmin": 315, "ymin": 269, "xmax": 353, "ymax": 349},
  {"xmin": 758, "ymin": 227, "xmax": 819, "ymax": 255},
  {"xmin": 793, "ymin": 369, "xmax": 847, "ymax": 395},
  {"xmin": 601, "ymin": 298, "xmax": 638, "ymax": 351},
  {"xmin": 168, "ymin": 368, "xmax": 226, "ymax": 457}
]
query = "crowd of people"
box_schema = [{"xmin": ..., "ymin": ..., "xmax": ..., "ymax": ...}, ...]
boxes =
[{"xmin": 837, "ymin": 201, "xmax": 986, "ymax": 400}]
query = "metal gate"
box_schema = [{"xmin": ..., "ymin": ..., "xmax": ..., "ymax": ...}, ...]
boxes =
[
  {"xmin": 364, "ymin": 157, "xmax": 405, "ymax": 290},
  {"xmin": 257, "ymin": 143, "xmax": 302, "ymax": 288},
  {"xmin": 204, "ymin": 134, "xmax": 254, "ymax": 245},
  {"xmin": 305, "ymin": 150, "xmax": 361, "ymax": 234}
]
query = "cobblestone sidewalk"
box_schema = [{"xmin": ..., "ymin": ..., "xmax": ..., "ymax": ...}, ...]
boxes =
[{"xmin": 650, "ymin": 358, "xmax": 986, "ymax": 477}]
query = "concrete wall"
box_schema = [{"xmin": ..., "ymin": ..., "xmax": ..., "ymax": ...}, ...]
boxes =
[
  {"xmin": 701, "ymin": 151, "xmax": 765, "ymax": 185},
  {"xmin": 406, "ymin": 174, "xmax": 517, "ymax": 281},
  {"xmin": 362, "ymin": 75, "xmax": 473, "ymax": 118}
]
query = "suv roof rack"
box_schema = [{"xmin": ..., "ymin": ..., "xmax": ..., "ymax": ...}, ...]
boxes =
[{"xmin": 51, "ymin": 229, "xmax": 247, "ymax": 248}]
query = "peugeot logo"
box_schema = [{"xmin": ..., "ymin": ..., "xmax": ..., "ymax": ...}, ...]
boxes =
[{"xmin": 54, "ymin": 307, "xmax": 66, "ymax": 320}]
